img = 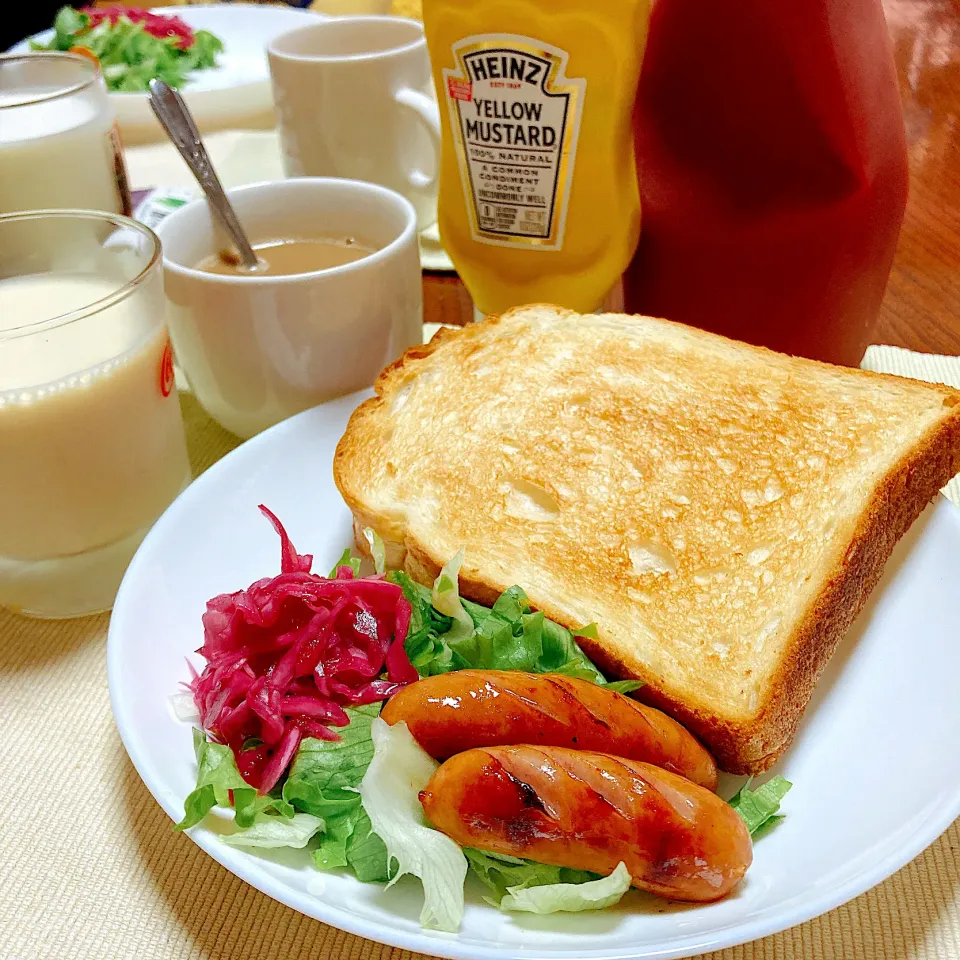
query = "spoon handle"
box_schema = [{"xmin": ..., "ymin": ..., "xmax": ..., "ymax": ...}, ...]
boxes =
[{"xmin": 147, "ymin": 79, "xmax": 260, "ymax": 271}]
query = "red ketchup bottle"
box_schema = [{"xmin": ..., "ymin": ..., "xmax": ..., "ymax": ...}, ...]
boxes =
[{"xmin": 623, "ymin": 0, "xmax": 908, "ymax": 367}]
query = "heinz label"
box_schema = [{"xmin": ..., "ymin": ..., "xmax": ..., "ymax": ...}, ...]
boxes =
[{"xmin": 443, "ymin": 35, "xmax": 585, "ymax": 249}]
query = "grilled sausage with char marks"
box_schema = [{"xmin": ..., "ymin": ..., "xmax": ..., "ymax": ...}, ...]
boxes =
[
  {"xmin": 382, "ymin": 670, "xmax": 718, "ymax": 790},
  {"xmin": 419, "ymin": 744, "xmax": 751, "ymax": 902}
]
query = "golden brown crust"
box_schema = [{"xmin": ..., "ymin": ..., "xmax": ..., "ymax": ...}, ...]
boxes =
[
  {"xmin": 333, "ymin": 306, "xmax": 960, "ymax": 774},
  {"xmin": 736, "ymin": 399, "xmax": 960, "ymax": 771}
]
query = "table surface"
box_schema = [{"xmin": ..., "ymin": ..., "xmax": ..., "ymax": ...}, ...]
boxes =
[
  {"xmin": 424, "ymin": 0, "xmax": 960, "ymax": 358},
  {"xmin": 877, "ymin": 0, "xmax": 960, "ymax": 355},
  {"xmin": 5, "ymin": 6, "xmax": 960, "ymax": 960}
]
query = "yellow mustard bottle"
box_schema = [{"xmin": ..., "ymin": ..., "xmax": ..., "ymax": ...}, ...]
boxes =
[{"xmin": 422, "ymin": 0, "xmax": 650, "ymax": 316}]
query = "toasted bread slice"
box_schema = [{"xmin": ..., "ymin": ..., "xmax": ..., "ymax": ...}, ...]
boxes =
[{"xmin": 334, "ymin": 306, "xmax": 960, "ymax": 773}]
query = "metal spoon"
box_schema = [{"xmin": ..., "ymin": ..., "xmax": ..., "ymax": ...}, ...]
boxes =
[{"xmin": 147, "ymin": 78, "xmax": 261, "ymax": 271}]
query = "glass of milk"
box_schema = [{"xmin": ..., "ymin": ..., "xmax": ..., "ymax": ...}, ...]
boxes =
[
  {"xmin": 0, "ymin": 52, "xmax": 131, "ymax": 216},
  {"xmin": 0, "ymin": 210, "xmax": 191, "ymax": 619}
]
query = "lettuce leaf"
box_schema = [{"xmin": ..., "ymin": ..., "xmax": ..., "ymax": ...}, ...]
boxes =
[
  {"xmin": 221, "ymin": 812, "xmax": 324, "ymax": 849},
  {"xmin": 283, "ymin": 703, "xmax": 381, "ymax": 871},
  {"xmin": 362, "ymin": 527, "xmax": 387, "ymax": 576},
  {"xmin": 176, "ymin": 728, "xmax": 249, "ymax": 830},
  {"xmin": 392, "ymin": 569, "xmax": 458, "ymax": 675},
  {"xmin": 389, "ymin": 569, "xmax": 616, "ymax": 687},
  {"xmin": 431, "ymin": 550, "xmax": 475, "ymax": 643},
  {"xmin": 283, "ymin": 704, "xmax": 379, "ymax": 813},
  {"xmin": 341, "ymin": 806, "xmax": 392, "ymax": 882},
  {"xmin": 536, "ymin": 617, "xmax": 608, "ymax": 683},
  {"xmin": 280, "ymin": 704, "xmax": 393, "ymax": 878},
  {"xmin": 499, "ymin": 862, "xmax": 632, "ymax": 914},
  {"xmin": 181, "ymin": 28, "xmax": 223, "ymax": 71},
  {"xmin": 176, "ymin": 730, "xmax": 295, "ymax": 830},
  {"xmin": 728, "ymin": 775, "xmax": 792, "ymax": 836},
  {"xmin": 328, "ymin": 548, "xmax": 361, "ymax": 578},
  {"xmin": 464, "ymin": 849, "xmax": 599, "ymax": 903},
  {"xmin": 32, "ymin": 7, "xmax": 223, "ymax": 92},
  {"xmin": 50, "ymin": 5, "xmax": 87, "ymax": 46},
  {"xmin": 311, "ymin": 827, "xmax": 348, "ymax": 870},
  {"xmin": 359, "ymin": 719, "xmax": 468, "ymax": 931},
  {"xmin": 308, "ymin": 805, "xmax": 392, "ymax": 880},
  {"xmin": 231, "ymin": 789, "xmax": 294, "ymax": 830}
]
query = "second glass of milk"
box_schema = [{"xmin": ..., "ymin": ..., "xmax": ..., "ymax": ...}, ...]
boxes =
[
  {"xmin": 0, "ymin": 52, "xmax": 131, "ymax": 217},
  {"xmin": 0, "ymin": 211, "xmax": 191, "ymax": 619}
]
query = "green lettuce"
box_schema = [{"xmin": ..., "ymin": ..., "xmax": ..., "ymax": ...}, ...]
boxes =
[
  {"xmin": 282, "ymin": 703, "xmax": 390, "ymax": 879},
  {"xmin": 327, "ymin": 548, "xmax": 361, "ymax": 578},
  {"xmin": 32, "ymin": 6, "xmax": 223, "ymax": 93},
  {"xmin": 431, "ymin": 551, "xmax": 476, "ymax": 643},
  {"xmin": 178, "ymin": 706, "xmax": 387, "ymax": 864},
  {"xmin": 338, "ymin": 806, "xmax": 392, "ymax": 882},
  {"xmin": 391, "ymin": 569, "xmax": 456, "ymax": 675},
  {"xmin": 465, "ymin": 849, "xmax": 599, "ymax": 903},
  {"xmin": 176, "ymin": 728, "xmax": 250, "ymax": 830},
  {"xmin": 361, "ymin": 527, "xmax": 387, "ymax": 575},
  {"xmin": 728, "ymin": 775, "xmax": 792, "ymax": 836},
  {"xmin": 176, "ymin": 729, "xmax": 296, "ymax": 831},
  {"xmin": 232, "ymin": 789, "xmax": 294, "ymax": 830},
  {"xmin": 391, "ymin": 571, "xmax": 629, "ymax": 688},
  {"xmin": 359, "ymin": 720, "xmax": 467, "ymax": 931},
  {"xmin": 499, "ymin": 861, "xmax": 632, "ymax": 914},
  {"xmin": 221, "ymin": 812, "xmax": 324, "ymax": 849}
]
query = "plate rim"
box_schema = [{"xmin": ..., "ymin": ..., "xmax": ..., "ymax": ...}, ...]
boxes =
[{"xmin": 107, "ymin": 393, "xmax": 960, "ymax": 960}]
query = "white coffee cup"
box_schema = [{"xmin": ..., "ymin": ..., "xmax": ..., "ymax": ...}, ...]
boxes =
[
  {"xmin": 158, "ymin": 178, "xmax": 421, "ymax": 439},
  {"xmin": 267, "ymin": 16, "xmax": 440, "ymax": 231}
]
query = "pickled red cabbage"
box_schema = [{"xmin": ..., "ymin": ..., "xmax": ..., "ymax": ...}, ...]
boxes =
[{"xmin": 190, "ymin": 506, "xmax": 416, "ymax": 794}]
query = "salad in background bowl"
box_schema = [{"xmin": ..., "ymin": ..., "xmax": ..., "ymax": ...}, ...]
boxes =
[
  {"xmin": 8, "ymin": 3, "xmax": 321, "ymax": 144},
  {"xmin": 31, "ymin": 6, "xmax": 225, "ymax": 92}
]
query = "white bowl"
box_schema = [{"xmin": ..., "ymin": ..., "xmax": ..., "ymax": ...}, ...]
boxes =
[{"xmin": 9, "ymin": 4, "xmax": 322, "ymax": 145}]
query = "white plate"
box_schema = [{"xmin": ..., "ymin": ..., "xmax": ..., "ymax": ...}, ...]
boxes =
[
  {"xmin": 108, "ymin": 391, "xmax": 960, "ymax": 960},
  {"xmin": 9, "ymin": 5, "xmax": 320, "ymax": 144}
]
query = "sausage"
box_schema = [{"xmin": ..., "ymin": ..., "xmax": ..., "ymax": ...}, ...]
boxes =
[
  {"xmin": 419, "ymin": 744, "xmax": 752, "ymax": 902},
  {"xmin": 381, "ymin": 670, "xmax": 718, "ymax": 791}
]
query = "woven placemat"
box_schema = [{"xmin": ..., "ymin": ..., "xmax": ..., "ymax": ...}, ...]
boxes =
[{"xmin": 2, "ymin": 344, "xmax": 959, "ymax": 960}]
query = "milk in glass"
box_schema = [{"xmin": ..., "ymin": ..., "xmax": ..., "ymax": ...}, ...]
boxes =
[
  {"xmin": 0, "ymin": 215, "xmax": 189, "ymax": 618},
  {"xmin": 0, "ymin": 54, "xmax": 130, "ymax": 216}
]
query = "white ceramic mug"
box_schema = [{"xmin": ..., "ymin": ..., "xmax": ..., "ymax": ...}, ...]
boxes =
[
  {"xmin": 158, "ymin": 178, "xmax": 422, "ymax": 439},
  {"xmin": 267, "ymin": 16, "xmax": 440, "ymax": 231}
]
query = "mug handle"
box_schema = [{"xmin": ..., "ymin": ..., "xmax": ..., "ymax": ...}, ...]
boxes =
[{"xmin": 394, "ymin": 87, "xmax": 442, "ymax": 216}]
